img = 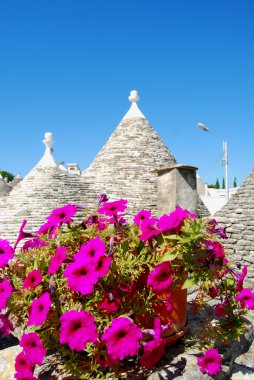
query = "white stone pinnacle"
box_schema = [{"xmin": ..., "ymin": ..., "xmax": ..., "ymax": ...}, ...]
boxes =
[
  {"xmin": 128, "ymin": 90, "xmax": 140, "ymax": 103},
  {"xmin": 122, "ymin": 90, "xmax": 145, "ymax": 120},
  {"xmin": 32, "ymin": 132, "xmax": 58, "ymax": 170}
]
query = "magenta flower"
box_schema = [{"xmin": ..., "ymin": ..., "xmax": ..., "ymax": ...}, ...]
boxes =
[
  {"xmin": 63, "ymin": 257, "xmax": 99, "ymax": 295},
  {"xmin": 0, "ymin": 278, "xmax": 13, "ymax": 310},
  {"xmin": 147, "ymin": 261, "xmax": 173, "ymax": 294},
  {"xmin": 22, "ymin": 238, "xmax": 48, "ymax": 252},
  {"xmin": 102, "ymin": 317, "xmax": 142, "ymax": 360},
  {"xmin": 28, "ymin": 292, "xmax": 52, "ymax": 326},
  {"xmin": 157, "ymin": 206, "xmax": 196, "ymax": 233},
  {"xmin": 37, "ymin": 221, "xmax": 56, "ymax": 238},
  {"xmin": 235, "ymin": 265, "xmax": 248, "ymax": 292},
  {"xmin": 98, "ymin": 199, "xmax": 128, "ymax": 216},
  {"xmin": 23, "ymin": 269, "xmax": 42, "ymax": 289},
  {"xmin": 46, "ymin": 204, "xmax": 77, "ymax": 226},
  {"xmin": 74, "ymin": 237, "xmax": 106, "ymax": 262},
  {"xmin": 20, "ymin": 332, "xmax": 46, "ymax": 365},
  {"xmin": 13, "ymin": 220, "xmax": 34, "ymax": 251},
  {"xmin": 139, "ymin": 217, "xmax": 161, "ymax": 241},
  {"xmin": 47, "ymin": 246, "xmax": 67, "ymax": 274},
  {"xmin": 197, "ymin": 348, "xmax": 222, "ymax": 376},
  {"xmin": 14, "ymin": 370, "xmax": 38, "ymax": 380},
  {"xmin": 60, "ymin": 310, "xmax": 98, "ymax": 351},
  {"xmin": 95, "ymin": 255, "xmax": 112, "ymax": 278},
  {"xmin": 0, "ymin": 312, "xmax": 14, "ymax": 336},
  {"xmin": 99, "ymin": 291, "xmax": 121, "ymax": 313},
  {"xmin": 15, "ymin": 351, "xmax": 34, "ymax": 373},
  {"xmin": 0, "ymin": 239, "xmax": 14, "ymax": 269},
  {"xmin": 140, "ymin": 337, "xmax": 165, "ymax": 369},
  {"xmin": 134, "ymin": 209, "xmax": 152, "ymax": 227},
  {"xmin": 97, "ymin": 193, "xmax": 108, "ymax": 207},
  {"xmin": 215, "ymin": 301, "xmax": 229, "ymax": 317},
  {"xmin": 236, "ymin": 288, "xmax": 254, "ymax": 310},
  {"xmin": 205, "ymin": 240, "xmax": 225, "ymax": 260}
]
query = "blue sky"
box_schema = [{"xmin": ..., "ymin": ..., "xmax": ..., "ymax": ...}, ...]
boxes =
[{"xmin": 1, "ymin": 0, "xmax": 253, "ymax": 188}]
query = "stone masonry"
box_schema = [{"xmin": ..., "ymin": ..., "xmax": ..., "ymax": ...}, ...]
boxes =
[{"xmin": 216, "ymin": 167, "xmax": 254, "ymax": 290}]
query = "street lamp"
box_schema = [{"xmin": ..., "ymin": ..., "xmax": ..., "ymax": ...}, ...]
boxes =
[{"xmin": 197, "ymin": 123, "xmax": 229, "ymax": 202}]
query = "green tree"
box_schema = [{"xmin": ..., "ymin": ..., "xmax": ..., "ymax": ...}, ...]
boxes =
[
  {"xmin": 222, "ymin": 178, "xmax": 225, "ymax": 189},
  {"xmin": 215, "ymin": 178, "xmax": 220, "ymax": 189},
  {"xmin": 233, "ymin": 177, "xmax": 238, "ymax": 187},
  {"xmin": 0, "ymin": 170, "xmax": 14, "ymax": 182}
]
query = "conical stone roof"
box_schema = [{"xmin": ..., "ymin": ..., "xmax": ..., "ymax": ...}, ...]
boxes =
[
  {"xmin": 82, "ymin": 90, "xmax": 177, "ymax": 217},
  {"xmin": 0, "ymin": 133, "xmax": 95, "ymax": 243},
  {"xmin": 216, "ymin": 167, "xmax": 254, "ymax": 289},
  {"xmin": 0, "ymin": 175, "xmax": 13, "ymax": 198}
]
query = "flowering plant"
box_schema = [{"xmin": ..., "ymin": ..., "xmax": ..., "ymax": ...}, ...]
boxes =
[{"xmin": 1, "ymin": 196, "xmax": 254, "ymax": 379}]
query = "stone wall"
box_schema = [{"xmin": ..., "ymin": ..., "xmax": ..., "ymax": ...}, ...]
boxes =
[{"xmin": 216, "ymin": 167, "xmax": 254, "ymax": 290}]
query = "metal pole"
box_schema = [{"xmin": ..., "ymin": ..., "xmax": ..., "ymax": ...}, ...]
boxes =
[{"xmin": 223, "ymin": 141, "xmax": 229, "ymax": 201}]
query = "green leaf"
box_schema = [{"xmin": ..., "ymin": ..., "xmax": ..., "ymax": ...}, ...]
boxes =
[
  {"xmin": 161, "ymin": 251, "xmax": 178, "ymax": 261},
  {"xmin": 182, "ymin": 277, "xmax": 196, "ymax": 289}
]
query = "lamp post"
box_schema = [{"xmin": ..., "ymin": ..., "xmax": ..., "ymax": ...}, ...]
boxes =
[{"xmin": 197, "ymin": 123, "xmax": 229, "ymax": 202}]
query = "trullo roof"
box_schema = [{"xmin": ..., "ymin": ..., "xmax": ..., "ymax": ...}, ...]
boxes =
[
  {"xmin": 82, "ymin": 90, "xmax": 177, "ymax": 217},
  {"xmin": 0, "ymin": 132, "xmax": 93, "ymax": 243}
]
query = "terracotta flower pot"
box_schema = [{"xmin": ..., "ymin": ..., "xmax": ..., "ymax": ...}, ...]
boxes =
[
  {"xmin": 153, "ymin": 286, "xmax": 188, "ymax": 347},
  {"xmin": 135, "ymin": 283, "xmax": 188, "ymax": 348}
]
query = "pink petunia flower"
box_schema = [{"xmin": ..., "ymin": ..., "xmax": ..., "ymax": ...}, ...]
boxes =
[
  {"xmin": 197, "ymin": 348, "xmax": 222, "ymax": 376},
  {"xmin": 236, "ymin": 288, "xmax": 254, "ymax": 310},
  {"xmin": 60, "ymin": 310, "xmax": 98, "ymax": 351},
  {"xmin": 207, "ymin": 219, "xmax": 227, "ymax": 239},
  {"xmin": 102, "ymin": 317, "xmax": 142, "ymax": 360},
  {"xmin": 139, "ymin": 217, "xmax": 161, "ymax": 241},
  {"xmin": 28, "ymin": 292, "xmax": 52, "ymax": 326},
  {"xmin": 23, "ymin": 269, "xmax": 42, "ymax": 290},
  {"xmin": 46, "ymin": 204, "xmax": 77, "ymax": 226},
  {"xmin": 214, "ymin": 301, "xmax": 229, "ymax": 317},
  {"xmin": 63, "ymin": 258, "xmax": 99, "ymax": 295},
  {"xmin": 97, "ymin": 193, "xmax": 108, "ymax": 207},
  {"xmin": 157, "ymin": 206, "xmax": 196, "ymax": 234},
  {"xmin": 0, "ymin": 312, "xmax": 14, "ymax": 336},
  {"xmin": 205, "ymin": 240, "xmax": 225, "ymax": 260},
  {"xmin": 20, "ymin": 332, "xmax": 46, "ymax": 365},
  {"xmin": 15, "ymin": 351, "xmax": 34, "ymax": 373},
  {"xmin": 14, "ymin": 370, "xmax": 39, "ymax": 380},
  {"xmin": 47, "ymin": 246, "xmax": 67, "ymax": 274},
  {"xmin": 140, "ymin": 337, "xmax": 165, "ymax": 370},
  {"xmin": 98, "ymin": 199, "xmax": 128, "ymax": 217},
  {"xmin": 0, "ymin": 278, "xmax": 13, "ymax": 310},
  {"xmin": 147, "ymin": 261, "xmax": 173, "ymax": 294},
  {"xmin": 94, "ymin": 255, "xmax": 112, "ymax": 278},
  {"xmin": 74, "ymin": 237, "xmax": 106, "ymax": 263},
  {"xmin": 22, "ymin": 238, "xmax": 48, "ymax": 252},
  {"xmin": 235, "ymin": 265, "xmax": 248, "ymax": 292},
  {"xmin": 13, "ymin": 220, "xmax": 35, "ymax": 251},
  {"xmin": 0, "ymin": 239, "xmax": 14, "ymax": 269},
  {"xmin": 134, "ymin": 210, "xmax": 152, "ymax": 227},
  {"xmin": 99, "ymin": 291, "xmax": 121, "ymax": 313}
]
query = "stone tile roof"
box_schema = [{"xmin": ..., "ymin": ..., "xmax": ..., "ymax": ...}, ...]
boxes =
[
  {"xmin": 0, "ymin": 133, "xmax": 96, "ymax": 243},
  {"xmin": 216, "ymin": 167, "xmax": 254, "ymax": 289},
  {"xmin": 82, "ymin": 90, "xmax": 177, "ymax": 217},
  {"xmin": 0, "ymin": 175, "xmax": 12, "ymax": 198},
  {"xmin": 0, "ymin": 166, "xmax": 95, "ymax": 243}
]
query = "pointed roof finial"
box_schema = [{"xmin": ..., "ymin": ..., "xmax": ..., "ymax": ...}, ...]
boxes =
[
  {"xmin": 33, "ymin": 132, "xmax": 58, "ymax": 169},
  {"xmin": 122, "ymin": 90, "xmax": 145, "ymax": 120},
  {"xmin": 128, "ymin": 90, "xmax": 140, "ymax": 103}
]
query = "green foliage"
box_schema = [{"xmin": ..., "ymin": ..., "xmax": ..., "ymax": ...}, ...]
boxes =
[
  {"xmin": 233, "ymin": 177, "xmax": 238, "ymax": 187},
  {"xmin": 2, "ymin": 204, "xmax": 253, "ymax": 378},
  {"xmin": 0, "ymin": 170, "xmax": 14, "ymax": 182},
  {"xmin": 222, "ymin": 177, "xmax": 225, "ymax": 189}
]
